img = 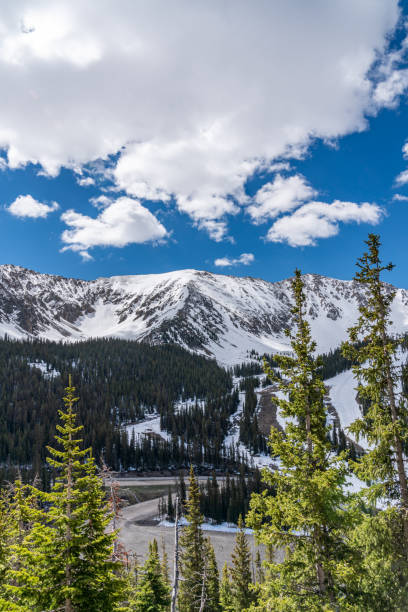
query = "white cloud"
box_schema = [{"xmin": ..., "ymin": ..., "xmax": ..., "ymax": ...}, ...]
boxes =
[
  {"xmin": 77, "ymin": 176, "xmax": 95, "ymax": 187},
  {"xmin": 0, "ymin": 1, "xmax": 400, "ymax": 239},
  {"xmin": 373, "ymin": 30, "xmax": 408, "ymax": 109},
  {"xmin": 89, "ymin": 195, "xmax": 112, "ymax": 208},
  {"xmin": 373, "ymin": 68, "xmax": 408, "ymax": 109},
  {"xmin": 266, "ymin": 200, "xmax": 383, "ymax": 246},
  {"xmin": 403, "ymin": 141, "xmax": 408, "ymax": 159},
  {"xmin": 60, "ymin": 196, "xmax": 167, "ymax": 258},
  {"xmin": 393, "ymin": 193, "xmax": 408, "ymax": 202},
  {"xmin": 6, "ymin": 194, "xmax": 59, "ymax": 218},
  {"xmin": 395, "ymin": 169, "xmax": 408, "ymax": 186},
  {"xmin": 247, "ymin": 174, "xmax": 317, "ymax": 223},
  {"xmin": 214, "ymin": 253, "xmax": 254, "ymax": 267}
]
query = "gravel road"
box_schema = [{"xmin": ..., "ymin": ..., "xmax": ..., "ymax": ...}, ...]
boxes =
[{"xmin": 117, "ymin": 490, "xmax": 283, "ymax": 576}]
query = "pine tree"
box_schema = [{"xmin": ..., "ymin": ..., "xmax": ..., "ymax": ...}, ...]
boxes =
[
  {"xmin": 254, "ymin": 550, "xmax": 264, "ymax": 585},
  {"xmin": 160, "ymin": 538, "xmax": 170, "ymax": 586},
  {"xmin": 0, "ymin": 487, "xmax": 16, "ymax": 592},
  {"xmin": 43, "ymin": 378, "xmax": 125, "ymax": 611},
  {"xmin": 2, "ymin": 379, "xmax": 126, "ymax": 611},
  {"xmin": 219, "ymin": 563, "xmax": 234, "ymax": 612},
  {"xmin": 1, "ymin": 479, "xmax": 54, "ymax": 610},
  {"xmin": 178, "ymin": 465, "xmax": 206, "ymax": 612},
  {"xmin": 230, "ymin": 515, "xmax": 254, "ymax": 611},
  {"xmin": 342, "ymin": 234, "xmax": 408, "ymax": 539},
  {"xmin": 132, "ymin": 539, "xmax": 170, "ymax": 612},
  {"xmin": 247, "ymin": 269, "xmax": 361, "ymax": 611},
  {"xmin": 349, "ymin": 507, "xmax": 408, "ymax": 611},
  {"xmin": 204, "ymin": 538, "xmax": 220, "ymax": 612}
]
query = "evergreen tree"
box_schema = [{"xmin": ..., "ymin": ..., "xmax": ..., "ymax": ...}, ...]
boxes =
[
  {"xmin": 230, "ymin": 515, "xmax": 254, "ymax": 611},
  {"xmin": 219, "ymin": 563, "xmax": 234, "ymax": 612},
  {"xmin": 178, "ymin": 465, "xmax": 206, "ymax": 612},
  {"xmin": 204, "ymin": 538, "xmax": 220, "ymax": 612},
  {"xmin": 254, "ymin": 550, "xmax": 264, "ymax": 585},
  {"xmin": 2, "ymin": 379, "xmax": 126, "ymax": 611},
  {"xmin": 167, "ymin": 487, "xmax": 174, "ymax": 521},
  {"xmin": 350, "ymin": 507, "xmax": 408, "ymax": 611},
  {"xmin": 247, "ymin": 269, "xmax": 361, "ymax": 611},
  {"xmin": 43, "ymin": 378, "xmax": 125, "ymax": 611},
  {"xmin": 160, "ymin": 539, "xmax": 170, "ymax": 587},
  {"xmin": 131, "ymin": 539, "xmax": 170, "ymax": 612},
  {"xmin": 342, "ymin": 234, "xmax": 408, "ymax": 540},
  {"xmin": 0, "ymin": 488, "xmax": 15, "ymax": 591},
  {"xmin": 1, "ymin": 478, "xmax": 55, "ymax": 610}
]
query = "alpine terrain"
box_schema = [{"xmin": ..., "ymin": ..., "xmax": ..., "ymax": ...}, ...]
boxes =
[{"xmin": 2, "ymin": 264, "xmax": 408, "ymax": 365}]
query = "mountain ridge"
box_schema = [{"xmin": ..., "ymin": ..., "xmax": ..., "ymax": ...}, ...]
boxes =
[{"xmin": 1, "ymin": 263, "xmax": 407, "ymax": 365}]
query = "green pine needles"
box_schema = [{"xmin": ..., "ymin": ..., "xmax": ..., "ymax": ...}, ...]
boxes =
[
  {"xmin": 248, "ymin": 269, "xmax": 360, "ymax": 611},
  {"xmin": 342, "ymin": 234, "xmax": 408, "ymax": 524},
  {"xmin": 1, "ymin": 378, "xmax": 126, "ymax": 611}
]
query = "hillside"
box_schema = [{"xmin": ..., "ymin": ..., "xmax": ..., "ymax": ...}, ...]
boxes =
[{"xmin": 2, "ymin": 264, "xmax": 408, "ymax": 365}]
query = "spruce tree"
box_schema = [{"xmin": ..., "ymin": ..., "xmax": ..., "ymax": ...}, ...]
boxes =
[
  {"xmin": 247, "ymin": 269, "xmax": 361, "ymax": 610},
  {"xmin": 178, "ymin": 465, "xmax": 206, "ymax": 611},
  {"xmin": 160, "ymin": 539, "xmax": 170, "ymax": 587},
  {"xmin": 230, "ymin": 515, "xmax": 254, "ymax": 611},
  {"xmin": 254, "ymin": 550, "xmax": 264, "ymax": 585},
  {"xmin": 43, "ymin": 378, "xmax": 125, "ymax": 611},
  {"xmin": 342, "ymin": 234, "xmax": 408, "ymax": 539},
  {"xmin": 219, "ymin": 563, "xmax": 234, "ymax": 612},
  {"xmin": 1, "ymin": 479, "xmax": 54, "ymax": 610},
  {"xmin": 132, "ymin": 539, "xmax": 170, "ymax": 612},
  {"xmin": 3, "ymin": 379, "xmax": 126, "ymax": 611},
  {"xmin": 204, "ymin": 538, "xmax": 220, "ymax": 612}
]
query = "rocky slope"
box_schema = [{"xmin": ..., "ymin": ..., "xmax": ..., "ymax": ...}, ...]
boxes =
[{"xmin": 1, "ymin": 264, "xmax": 408, "ymax": 365}]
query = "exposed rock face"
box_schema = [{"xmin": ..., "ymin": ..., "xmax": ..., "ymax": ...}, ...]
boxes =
[{"xmin": 1, "ymin": 264, "xmax": 408, "ymax": 364}]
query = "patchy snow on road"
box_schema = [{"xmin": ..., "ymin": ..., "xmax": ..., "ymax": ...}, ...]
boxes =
[{"xmin": 159, "ymin": 517, "xmax": 254, "ymax": 534}]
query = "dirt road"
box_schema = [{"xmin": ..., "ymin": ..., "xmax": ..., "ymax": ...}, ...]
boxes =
[{"xmin": 117, "ymin": 490, "xmax": 283, "ymax": 576}]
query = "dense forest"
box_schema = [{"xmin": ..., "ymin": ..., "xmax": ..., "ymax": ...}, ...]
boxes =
[
  {"xmin": 1, "ymin": 235, "xmax": 408, "ymax": 609},
  {"xmin": 0, "ymin": 337, "xmax": 237, "ymax": 484},
  {"xmin": 0, "ymin": 332, "xmax": 374, "ymax": 485},
  {"xmin": 158, "ymin": 468, "xmax": 270, "ymax": 525}
]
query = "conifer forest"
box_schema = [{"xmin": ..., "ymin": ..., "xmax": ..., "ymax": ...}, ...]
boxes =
[{"xmin": 0, "ymin": 234, "xmax": 407, "ymax": 610}]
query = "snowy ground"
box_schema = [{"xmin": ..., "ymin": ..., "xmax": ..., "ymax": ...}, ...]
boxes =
[
  {"xmin": 126, "ymin": 412, "xmax": 171, "ymax": 442},
  {"xmin": 27, "ymin": 360, "xmax": 60, "ymax": 379},
  {"xmin": 159, "ymin": 517, "xmax": 254, "ymax": 534},
  {"xmin": 125, "ymin": 396, "xmax": 206, "ymax": 443},
  {"xmin": 325, "ymin": 369, "xmax": 367, "ymax": 448}
]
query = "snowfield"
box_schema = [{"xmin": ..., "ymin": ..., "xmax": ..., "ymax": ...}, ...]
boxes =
[{"xmin": 3, "ymin": 265, "xmax": 408, "ymax": 366}]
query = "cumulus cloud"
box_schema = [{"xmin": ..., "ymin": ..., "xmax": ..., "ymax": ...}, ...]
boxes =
[
  {"xmin": 60, "ymin": 196, "xmax": 167, "ymax": 258},
  {"xmin": 76, "ymin": 176, "xmax": 95, "ymax": 187},
  {"xmin": 214, "ymin": 253, "xmax": 254, "ymax": 267},
  {"xmin": 6, "ymin": 194, "xmax": 59, "ymax": 218},
  {"xmin": 393, "ymin": 193, "xmax": 408, "ymax": 202},
  {"xmin": 0, "ymin": 1, "xmax": 401, "ymax": 240},
  {"xmin": 395, "ymin": 169, "xmax": 408, "ymax": 186},
  {"xmin": 267, "ymin": 200, "xmax": 383, "ymax": 247},
  {"xmin": 373, "ymin": 30, "xmax": 408, "ymax": 109},
  {"xmin": 392, "ymin": 140, "xmax": 408, "ymax": 188},
  {"xmin": 247, "ymin": 174, "xmax": 317, "ymax": 223}
]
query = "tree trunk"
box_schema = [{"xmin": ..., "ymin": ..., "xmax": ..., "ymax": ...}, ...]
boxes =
[
  {"xmin": 199, "ymin": 557, "xmax": 207, "ymax": 612},
  {"xmin": 378, "ymin": 286, "xmax": 408, "ymax": 542},
  {"xmin": 65, "ymin": 377, "xmax": 73, "ymax": 612},
  {"xmin": 171, "ymin": 496, "xmax": 180, "ymax": 612}
]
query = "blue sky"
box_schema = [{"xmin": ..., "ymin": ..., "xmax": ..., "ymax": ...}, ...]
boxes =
[{"xmin": 1, "ymin": 1, "xmax": 408, "ymax": 285}]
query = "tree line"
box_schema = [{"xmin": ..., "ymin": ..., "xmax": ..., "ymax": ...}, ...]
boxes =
[
  {"xmin": 1, "ymin": 233, "xmax": 408, "ymax": 609},
  {"xmin": 0, "ymin": 338, "xmax": 236, "ymax": 485}
]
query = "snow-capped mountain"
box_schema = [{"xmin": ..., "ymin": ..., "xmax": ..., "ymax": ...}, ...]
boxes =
[{"xmin": 2, "ymin": 264, "xmax": 408, "ymax": 365}]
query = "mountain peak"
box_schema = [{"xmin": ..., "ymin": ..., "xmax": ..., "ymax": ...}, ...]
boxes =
[{"xmin": 1, "ymin": 265, "xmax": 407, "ymax": 364}]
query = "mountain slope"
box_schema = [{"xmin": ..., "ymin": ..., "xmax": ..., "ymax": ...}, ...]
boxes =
[{"xmin": 1, "ymin": 264, "xmax": 408, "ymax": 365}]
